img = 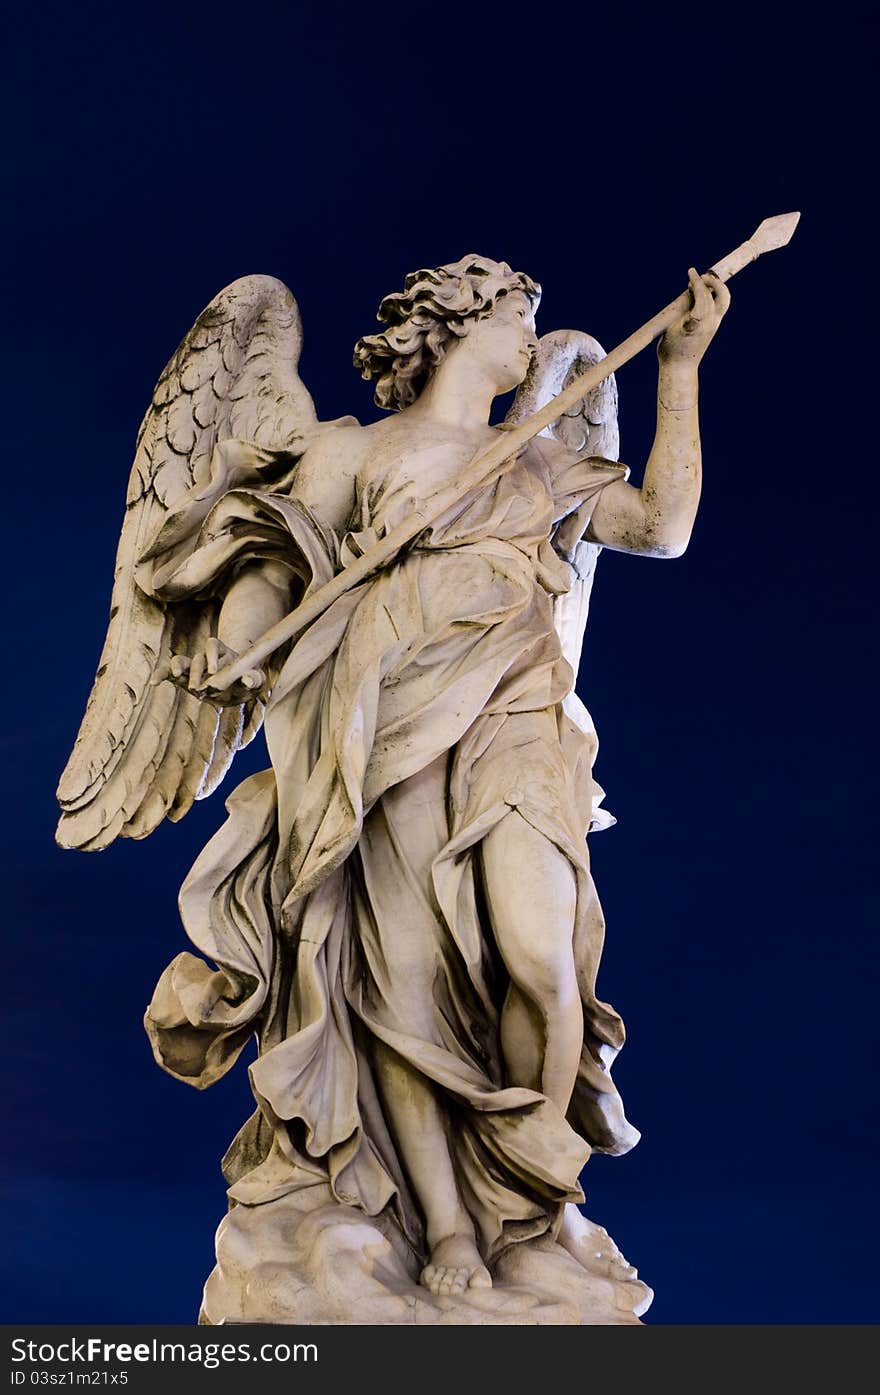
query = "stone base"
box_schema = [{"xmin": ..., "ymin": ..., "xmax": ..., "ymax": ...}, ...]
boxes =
[{"xmin": 199, "ymin": 1190, "xmax": 652, "ymax": 1326}]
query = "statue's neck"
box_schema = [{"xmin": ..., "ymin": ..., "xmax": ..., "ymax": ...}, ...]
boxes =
[{"xmin": 407, "ymin": 355, "xmax": 497, "ymax": 429}]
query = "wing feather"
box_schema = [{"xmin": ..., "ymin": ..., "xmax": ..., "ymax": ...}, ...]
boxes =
[
  {"xmin": 57, "ymin": 275, "xmax": 321, "ymax": 851},
  {"xmin": 240, "ymin": 699, "xmax": 266, "ymax": 751},
  {"xmin": 168, "ymin": 697, "xmax": 223, "ymax": 823},
  {"xmin": 200, "ymin": 704, "xmax": 248, "ymax": 801}
]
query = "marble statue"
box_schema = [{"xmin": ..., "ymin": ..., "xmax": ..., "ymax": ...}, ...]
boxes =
[{"xmin": 56, "ymin": 223, "xmax": 797, "ymax": 1324}]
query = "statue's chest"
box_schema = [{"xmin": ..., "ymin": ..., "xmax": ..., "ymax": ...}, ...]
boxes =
[
  {"xmin": 355, "ymin": 436, "xmax": 486, "ymax": 530},
  {"xmin": 352, "ymin": 431, "xmax": 554, "ymax": 550},
  {"xmin": 360, "ymin": 437, "xmax": 476, "ymax": 500}
]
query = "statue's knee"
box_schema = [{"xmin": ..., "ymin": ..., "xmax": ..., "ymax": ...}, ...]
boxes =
[{"xmin": 510, "ymin": 945, "xmax": 579, "ymax": 1018}]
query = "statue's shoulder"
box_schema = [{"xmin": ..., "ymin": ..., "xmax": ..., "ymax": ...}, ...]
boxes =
[
  {"xmin": 294, "ymin": 419, "xmax": 370, "ymax": 485},
  {"xmin": 303, "ymin": 417, "xmax": 369, "ymax": 457},
  {"xmin": 350, "ymin": 413, "xmax": 415, "ymax": 466}
]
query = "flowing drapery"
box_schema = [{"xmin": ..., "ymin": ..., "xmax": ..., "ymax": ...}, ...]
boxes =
[{"xmin": 143, "ymin": 438, "xmax": 639, "ymax": 1260}]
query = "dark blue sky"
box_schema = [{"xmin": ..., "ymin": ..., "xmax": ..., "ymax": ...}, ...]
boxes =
[{"xmin": 3, "ymin": 1, "xmax": 876, "ymax": 1324}]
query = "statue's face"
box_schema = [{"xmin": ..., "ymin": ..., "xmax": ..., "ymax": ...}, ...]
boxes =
[{"xmin": 459, "ymin": 290, "xmax": 538, "ymax": 392}]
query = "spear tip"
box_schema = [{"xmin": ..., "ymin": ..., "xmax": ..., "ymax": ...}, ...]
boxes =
[{"xmin": 752, "ymin": 211, "xmax": 801, "ymax": 252}]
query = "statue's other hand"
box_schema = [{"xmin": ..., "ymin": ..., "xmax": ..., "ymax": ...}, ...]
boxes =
[
  {"xmin": 153, "ymin": 638, "xmax": 266, "ymax": 706},
  {"xmin": 658, "ymin": 268, "xmax": 731, "ymax": 365}
]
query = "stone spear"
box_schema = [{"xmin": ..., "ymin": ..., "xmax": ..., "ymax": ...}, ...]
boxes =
[{"xmin": 205, "ymin": 213, "xmax": 800, "ymax": 694}]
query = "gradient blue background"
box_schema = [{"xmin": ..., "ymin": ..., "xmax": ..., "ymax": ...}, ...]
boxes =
[{"xmin": 4, "ymin": 1, "xmax": 876, "ymax": 1324}]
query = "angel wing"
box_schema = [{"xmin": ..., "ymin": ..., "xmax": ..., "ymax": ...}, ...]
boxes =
[
  {"xmin": 57, "ymin": 274, "xmax": 335, "ymax": 852},
  {"xmin": 506, "ymin": 328, "xmax": 619, "ymax": 709}
]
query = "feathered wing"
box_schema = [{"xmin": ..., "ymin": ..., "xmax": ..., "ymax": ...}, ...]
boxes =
[
  {"xmin": 57, "ymin": 275, "xmax": 327, "ymax": 852},
  {"xmin": 506, "ymin": 328, "xmax": 620, "ymax": 692}
]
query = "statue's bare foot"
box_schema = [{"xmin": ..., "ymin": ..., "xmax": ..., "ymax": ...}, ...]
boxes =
[
  {"xmin": 558, "ymin": 1204, "xmax": 638, "ymax": 1281},
  {"xmin": 421, "ymin": 1234, "xmax": 493, "ymax": 1297}
]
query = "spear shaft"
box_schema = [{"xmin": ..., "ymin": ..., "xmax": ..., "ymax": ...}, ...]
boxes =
[{"xmin": 205, "ymin": 213, "xmax": 799, "ymax": 693}]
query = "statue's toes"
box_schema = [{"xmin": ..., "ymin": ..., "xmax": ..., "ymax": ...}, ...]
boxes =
[{"xmin": 469, "ymin": 1264, "xmax": 493, "ymax": 1289}]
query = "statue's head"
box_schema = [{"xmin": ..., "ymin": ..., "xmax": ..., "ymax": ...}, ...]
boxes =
[{"xmin": 354, "ymin": 254, "xmax": 541, "ymax": 411}]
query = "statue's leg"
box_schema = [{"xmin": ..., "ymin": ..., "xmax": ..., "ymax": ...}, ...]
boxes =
[
  {"xmin": 497, "ymin": 981, "xmax": 542, "ymax": 1091},
  {"xmin": 372, "ymin": 1041, "xmax": 491, "ymax": 1294},
  {"xmin": 480, "ymin": 811, "xmax": 581, "ymax": 1114},
  {"xmin": 359, "ymin": 755, "xmax": 491, "ymax": 1296}
]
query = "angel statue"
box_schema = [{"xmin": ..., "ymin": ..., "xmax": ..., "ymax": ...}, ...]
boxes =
[{"xmin": 57, "ymin": 253, "xmax": 730, "ymax": 1325}]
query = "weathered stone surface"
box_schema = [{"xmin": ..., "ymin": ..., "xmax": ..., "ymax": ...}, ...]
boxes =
[
  {"xmin": 56, "ymin": 245, "xmax": 762, "ymax": 1318},
  {"xmin": 199, "ymin": 1194, "xmax": 651, "ymax": 1326}
]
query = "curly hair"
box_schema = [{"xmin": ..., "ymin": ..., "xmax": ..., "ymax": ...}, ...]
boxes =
[{"xmin": 353, "ymin": 254, "xmax": 541, "ymax": 412}]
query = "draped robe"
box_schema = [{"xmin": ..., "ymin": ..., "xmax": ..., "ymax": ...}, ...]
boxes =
[{"xmin": 143, "ymin": 431, "xmax": 640, "ymax": 1261}]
